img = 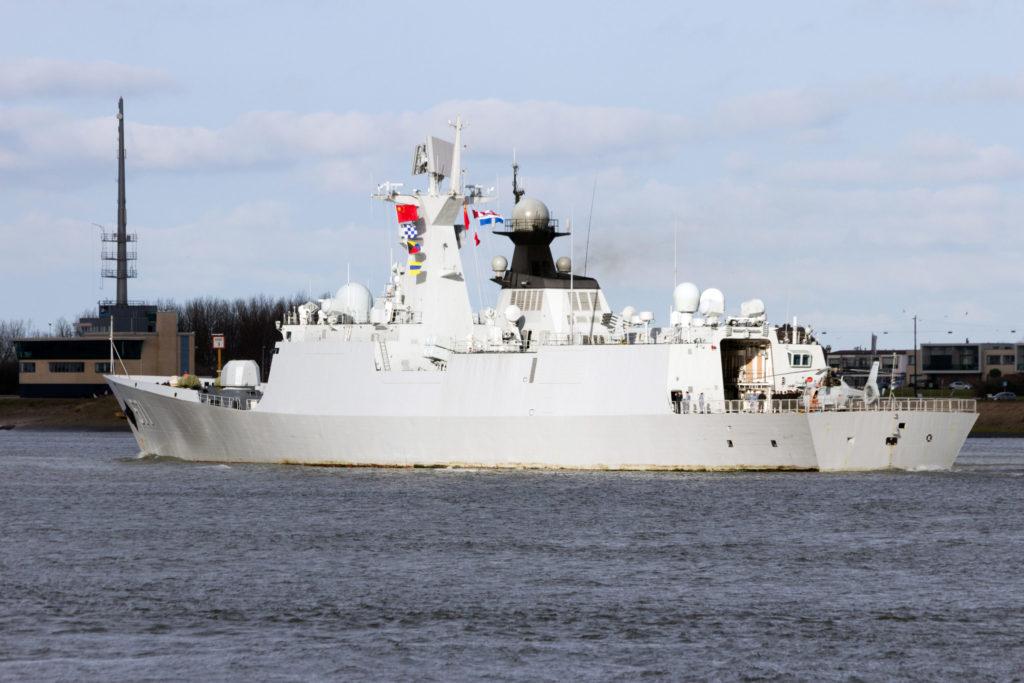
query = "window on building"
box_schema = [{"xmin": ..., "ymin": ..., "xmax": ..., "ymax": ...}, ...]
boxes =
[
  {"xmin": 94, "ymin": 362, "xmax": 111, "ymax": 373},
  {"xmin": 1002, "ymin": 355, "xmax": 1015, "ymax": 365},
  {"xmin": 20, "ymin": 362, "xmax": 36, "ymax": 373},
  {"xmin": 49, "ymin": 362, "xmax": 85, "ymax": 373},
  {"xmin": 923, "ymin": 346, "xmax": 980, "ymax": 372},
  {"xmin": 789, "ymin": 352, "xmax": 812, "ymax": 368},
  {"xmin": 179, "ymin": 334, "xmax": 190, "ymax": 374},
  {"xmin": 986, "ymin": 354, "xmax": 1000, "ymax": 365}
]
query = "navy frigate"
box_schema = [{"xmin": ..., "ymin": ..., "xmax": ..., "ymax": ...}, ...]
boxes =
[{"xmin": 108, "ymin": 119, "xmax": 976, "ymax": 470}]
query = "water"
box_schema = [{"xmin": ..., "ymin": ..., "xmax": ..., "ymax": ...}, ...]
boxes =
[{"xmin": 2, "ymin": 432, "xmax": 1023, "ymax": 681}]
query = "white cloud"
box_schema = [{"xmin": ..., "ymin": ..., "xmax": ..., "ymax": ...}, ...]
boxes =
[
  {"xmin": 769, "ymin": 135, "xmax": 1024, "ymax": 186},
  {"xmin": 0, "ymin": 99, "xmax": 691, "ymax": 176},
  {"xmin": 714, "ymin": 88, "xmax": 842, "ymax": 134},
  {"xmin": 0, "ymin": 59, "xmax": 175, "ymax": 100}
]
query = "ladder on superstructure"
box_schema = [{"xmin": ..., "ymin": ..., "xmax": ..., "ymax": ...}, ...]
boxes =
[{"xmin": 377, "ymin": 338, "xmax": 391, "ymax": 371}]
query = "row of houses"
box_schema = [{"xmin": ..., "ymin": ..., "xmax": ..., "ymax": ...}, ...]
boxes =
[{"xmin": 827, "ymin": 342, "xmax": 1023, "ymax": 389}]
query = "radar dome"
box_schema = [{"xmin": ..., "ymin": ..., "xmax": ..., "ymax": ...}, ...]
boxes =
[
  {"xmin": 621, "ymin": 306, "xmax": 636, "ymax": 322},
  {"xmin": 491, "ymin": 255, "xmax": 508, "ymax": 275},
  {"xmin": 555, "ymin": 256, "xmax": 571, "ymax": 273},
  {"xmin": 511, "ymin": 197, "xmax": 550, "ymax": 231},
  {"xmin": 672, "ymin": 282, "xmax": 700, "ymax": 313},
  {"xmin": 504, "ymin": 304, "xmax": 523, "ymax": 324},
  {"xmin": 639, "ymin": 311, "xmax": 654, "ymax": 323},
  {"xmin": 332, "ymin": 282, "xmax": 373, "ymax": 323},
  {"xmin": 740, "ymin": 298, "xmax": 766, "ymax": 319},
  {"xmin": 698, "ymin": 288, "xmax": 725, "ymax": 320}
]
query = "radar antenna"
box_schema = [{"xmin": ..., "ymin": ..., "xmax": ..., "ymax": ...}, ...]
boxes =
[{"xmin": 511, "ymin": 151, "xmax": 525, "ymax": 205}]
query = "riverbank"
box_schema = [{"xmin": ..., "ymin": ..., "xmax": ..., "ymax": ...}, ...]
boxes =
[
  {"xmin": 1, "ymin": 395, "xmax": 1023, "ymax": 436},
  {"xmin": 971, "ymin": 401, "xmax": 1024, "ymax": 436},
  {"xmin": 0, "ymin": 396, "xmax": 127, "ymax": 431}
]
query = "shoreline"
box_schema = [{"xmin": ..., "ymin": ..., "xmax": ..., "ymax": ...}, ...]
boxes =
[{"xmin": 2, "ymin": 396, "xmax": 1023, "ymax": 437}]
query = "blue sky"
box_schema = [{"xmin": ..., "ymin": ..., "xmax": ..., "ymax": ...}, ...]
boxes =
[{"xmin": 1, "ymin": 0, "xmax": 1022, "ymax": 349}]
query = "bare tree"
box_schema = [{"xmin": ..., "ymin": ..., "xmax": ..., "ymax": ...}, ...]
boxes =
[
  {"xmin": 53, "ymin": 317, "xmax": 75, "ymax": 338},
  {"xmin": 167, "ymin": 293, "xmax": 306, "ymax": 378},
  {"xmin": 0, "ymin": 319, "xmax": 33, "ymax": 393}
]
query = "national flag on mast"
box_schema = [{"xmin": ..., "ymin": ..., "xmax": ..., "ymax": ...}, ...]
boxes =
[
  {"xmin": 396, "ymin": 203, "xmax": 420, "ymax": 241},
  {"xmin": 472, "ymin": 209, "xmax": 504, "ymax": 228},
  {"xmin": 396, "ymin": 204, "xmax": 419, "ymax": 223}
]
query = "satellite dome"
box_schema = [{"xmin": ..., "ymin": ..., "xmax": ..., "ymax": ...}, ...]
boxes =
[
  {"xmin": 504, "ymin": 304, "xmax": 523, "ymax": 324},
  {"xmin": 698, "ymin": 288, "xmax": 725, "ymax": 320},
  {"xmin": 672, "ymin": 282, "xmax": 700, "ymax": 313},
  {"xmin": 332, "ymin": 282, "xmax": 373, "ymax": 323},
  {"xmin": 621, "ymin": 306, "xmax": 636, "ymax": 322},
  {"xmin": 511, "ymin": 197, "xmax": 550, "ymax": 231},
  {"xmin": 639, "ymin": 311, "xmax": 654, "ymax": 323},
  {"xmin": 555, "ymin": 256, "xmax": 571, "ymax": 273},
  {"xmin": 740, "ymin": 298, "xmax": 766, "ymax": 319},
  {"xmin": 491, "ymin": 255, "xmax": 508, "ymax": 275}
]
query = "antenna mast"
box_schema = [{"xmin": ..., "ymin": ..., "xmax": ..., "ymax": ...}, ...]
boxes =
[
  {"xmin": 449, "ymin": 115, "xmax": 463, "ymax": 195},
  {"xmin": 101, "ymin": 97, "xmax": 137, "ymax": 304},
  {"xmin": 116, "ymin": 97, "xmax": 128, "ymax": 304},
  {"xmin": 511, "ymin": 150, "xmax": 525, "ymax": 205}
]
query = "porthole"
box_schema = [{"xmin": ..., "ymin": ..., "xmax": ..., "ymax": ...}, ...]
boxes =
[
  {"xmin": 926, "ymin": 433, "xmax": 933, "ymax": 442},
  {"xmin": 727, "ymin": 440, "xmax": 734, "ymax": 448},
  {"xmin": 770, "ymin": 440, "xmax": 778, "ymax": 448}
]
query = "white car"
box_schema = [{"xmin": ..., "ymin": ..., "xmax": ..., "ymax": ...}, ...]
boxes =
[{"xmin": 948, "ymin": 381, "xmax": 972, "ymax": 391}]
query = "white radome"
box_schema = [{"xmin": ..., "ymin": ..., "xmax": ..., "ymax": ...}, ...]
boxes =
[
  {"xmin": 698, "ymin": 288, "xmax": 725, "ymax": 319},
  {"xmin": 504, "ymin": 304, "xmax": 523, "ymax": 323},
  {"xmin": 740, "ymin": 298, "xmax": 766, "ymax": 319},
  {"xmin": 673, "ymin": 282, "xmax": 701, "ymax": 313},
  {"xmin": 332, "ymin": 283, "xmax": 373, "ymax": 323}
]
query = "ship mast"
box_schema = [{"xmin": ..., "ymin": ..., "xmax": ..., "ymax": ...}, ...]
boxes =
[
  {"xmin": 512, "ymin": 152, "xmax": 525, "ymax": 205},
  {"xmin": 449, "ymin": 115, "xmax": 463, "ymax": 196}
]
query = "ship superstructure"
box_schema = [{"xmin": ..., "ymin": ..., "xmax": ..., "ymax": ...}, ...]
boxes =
[{"xmin": 107, "ymin": 120, "xmax": 976, "ymax": 471}]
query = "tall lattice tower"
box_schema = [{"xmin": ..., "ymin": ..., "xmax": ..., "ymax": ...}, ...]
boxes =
[{"xmin": 100, "ymin": 97, "xmax": 137, "ymax": 304}]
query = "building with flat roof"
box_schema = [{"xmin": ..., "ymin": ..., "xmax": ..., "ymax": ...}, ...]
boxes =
[
  {"xmin": 16, "ymin": 307, "xmax": 194, "ymax": 397},
  {"xmin": 921, "ymin": 342, "xmax": 1020, "ymax": 387}
]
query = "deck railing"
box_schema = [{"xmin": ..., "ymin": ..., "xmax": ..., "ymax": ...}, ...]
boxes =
[
  {"xmin": 671, "ymin": 397, "xmax": 976, "ymax": 415},
  {"xmin": 199, "ymin": 393, "xmax": 254, "ymax": 410}
]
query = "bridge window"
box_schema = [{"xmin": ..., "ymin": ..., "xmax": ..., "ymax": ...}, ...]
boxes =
[
  {"xmin": 20, "ymin": 362, "xmax": 35, "ymax": 373},
  {"xmin": 789, "ymin": 352, "xmax": 812, "ymax": 368}
]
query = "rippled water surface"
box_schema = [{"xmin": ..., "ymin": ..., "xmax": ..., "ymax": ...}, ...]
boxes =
[{"xmin": 2, "ymin": 432, "xmax": 1023, "ymax": 681}]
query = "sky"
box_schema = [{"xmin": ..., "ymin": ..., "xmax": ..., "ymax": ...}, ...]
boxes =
[{"xmin": 1, "ymin": 0, "xmax": 1022, "ymax": 349}]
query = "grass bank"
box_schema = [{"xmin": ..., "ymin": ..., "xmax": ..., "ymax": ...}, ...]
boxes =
[
  {"xmin": 0, "ymin": 396, "xmax": 128, "ymax": 431},
  {"xmin": 971, "ymin": 401, "xmax": 1024, "ymax": 436}
]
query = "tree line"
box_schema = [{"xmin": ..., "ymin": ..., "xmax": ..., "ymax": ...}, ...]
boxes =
[{"xmin": 160, "ymin": 294, "xmax": 310, "ymax": 379}]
